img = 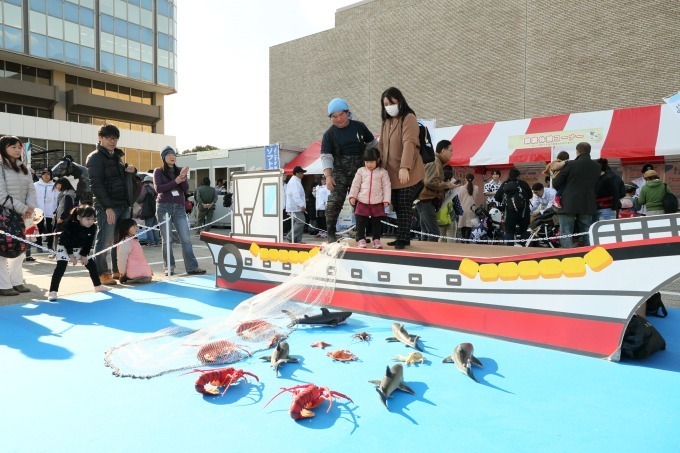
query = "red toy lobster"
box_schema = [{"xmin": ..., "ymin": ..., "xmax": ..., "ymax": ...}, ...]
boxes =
[
  {"xmin": 182, "ymin": 367, "xmax": 259, "ymax": 396},
  {"xmin": 264, "ymin": 383, "xmax": 353, "ymax": 419}
]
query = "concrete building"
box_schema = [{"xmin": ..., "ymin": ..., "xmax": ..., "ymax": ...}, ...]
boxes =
[
  {"xmin": 0, "ymin": 0, "xmax": 177, "ymax": 170},
  {"xmin": 270, "ymin": 0, "xmax": 680, "ymax": 149}
]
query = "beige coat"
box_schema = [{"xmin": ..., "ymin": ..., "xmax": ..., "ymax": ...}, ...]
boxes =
[
  {"xmin": 0, "ymin": 163, "xmax": 36, "ymax": 215},
  {"xmin": 456, "ymin": 183, "xmax": 479, "ymax": 228},
  {"xmin": 377, "ymin": 113, "xmax": 425, "ymax": 190}
]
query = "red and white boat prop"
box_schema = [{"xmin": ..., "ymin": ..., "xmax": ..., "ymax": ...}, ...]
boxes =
[{"xmin": 201, "ymin": 170, "xmax": 680, "ymax": 361}]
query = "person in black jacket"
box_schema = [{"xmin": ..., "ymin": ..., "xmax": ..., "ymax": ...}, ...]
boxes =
[
  {"xmin": 594, "ymin": 158, "xmax": 625, "ymax": 221},
  {"xmin": 85, "ymin": 124, "xmax": 137, "ymax": 285},
  {"xmin": 495, "ymin": 168, "xmax": 532, "ymax": 245},
  {"xmin": 47, "ymin": 205, "xmax": 112, "ymax": 301},
  {"xmin": 553, "ymin": 142, "xmax": 601, "ymax": 248}
]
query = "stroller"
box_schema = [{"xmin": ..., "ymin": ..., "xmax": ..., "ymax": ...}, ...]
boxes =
[
  {"xmin": 524, "ymin": 208, "xmax": 560, "ymax": 248},
  {"xmin": 470, "ymin": 204, "xmax": 503, "ymax": 244}
]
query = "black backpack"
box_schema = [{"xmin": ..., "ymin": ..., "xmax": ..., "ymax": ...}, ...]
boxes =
[
  {"xmin": 645, "ymin": 292, "xmax": 668, "ymax": 318},
  {"xmin": 418, "ymin": 124, "xmax": 435, "ymax": 164},
  {"xmin": 223, "ymin": 192, "xmax": 233, "ymax": 208},
  {"xmin": 502, "ymin": 180, "xmax": 526, "ymax": 215},
  {"xmin": 621, "ymin": 315, "xmax": 666, "ymax": 359},
  {"xmin": 662, "ymin": 184, "xmax": 678, "ymax": 213},
  {"xmin": 139, "ymin": 188, "xmax": 157, "ymax": 218}
]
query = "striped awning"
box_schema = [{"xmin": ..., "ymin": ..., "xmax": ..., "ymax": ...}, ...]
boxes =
[{"xmin": 436, "ymin": 104, "xmax": 680, "ymax": 166}]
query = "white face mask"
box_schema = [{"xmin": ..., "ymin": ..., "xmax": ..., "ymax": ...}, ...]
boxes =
[{"xmin": 385, "ymin": 104, "xmax": 399, "ymax": 117}]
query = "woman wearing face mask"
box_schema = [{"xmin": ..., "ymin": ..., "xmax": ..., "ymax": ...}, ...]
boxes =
[{"xmin": 376, "ymin": 87, "xmax": 424, "ymax": 249}]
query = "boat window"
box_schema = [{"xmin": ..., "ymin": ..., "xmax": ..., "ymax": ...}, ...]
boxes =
[
  {"xmin": 446, "ymin": 275, "xmax": 461, "ymax": 286},
  {"xmin": 351, "ymin": 269, "xmax": 362, "ymax": 279},
  {"xmin": 263, "ymin": 261, "xmax": 271, "ymax": 269},
  {"xmin": 409, "ymin": 274, "xmax": 422, "ymax": 285},
  {"xmin": 282, "ymin": 263, "xmax": 291, "ymax": 271},
  {"xmin": 244, "ymin": 257, "xmax": 252, "ymax": 266},
  {"xmin": 378, "ymin": 271, "xmax": 390, "ymax": 282}
]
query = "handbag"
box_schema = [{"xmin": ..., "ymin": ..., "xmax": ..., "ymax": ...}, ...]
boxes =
[
  {"xmin": 452, "ymin": 194, "xmax": 464, "ymax": 216},
  {"xmin": 0, "ymin": 194, "xmax": 27, "ymax": 259}
]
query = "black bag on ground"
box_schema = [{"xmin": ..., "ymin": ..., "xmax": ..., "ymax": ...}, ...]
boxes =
[
  {"xmin": 662, "ymin": 184, "xmax": 678, "ymax": 214},
  {"xmin": 645, "ymin": 292, "xmax": 668, "ymax": 318},
  {"xmin": 418, "ymin": 124, "xmax": 435, "ymax": 164},
  {"xmin": 621, "ymin": 315, "xmax": 666, "ymax": 359}
]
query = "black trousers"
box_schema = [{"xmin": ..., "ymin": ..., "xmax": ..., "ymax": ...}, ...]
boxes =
[
  {"xmin": 355, "ymin": 214, "xmax": 384, "ymax": 241},
  {"xmin": 50, "ymin": 259, "xmax": 101, "ymax": 292}
]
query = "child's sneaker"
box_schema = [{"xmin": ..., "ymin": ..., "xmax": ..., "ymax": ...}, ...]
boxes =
[
  {"xmin": 47, "ymin": 291, "xmax": 58, "ymax": 301},
  {"xmin": 553, "ymin": 195, "xmax": 562, "ymax": 209},
  {"xmin": 95, "ymin": 285, "xmax": 112, "ymax": 293},
  {"xmin": 357, "ymin": 239, "xmax": 367, "ymax": 248},
  {"xmin": 373, "ymin": 239, "xmax": 383, "ymax": 249}
]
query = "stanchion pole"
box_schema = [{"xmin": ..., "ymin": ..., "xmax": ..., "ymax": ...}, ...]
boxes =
[{"xmin": 165, "ymin": 212, "xmax": 171, "ymax": 279}]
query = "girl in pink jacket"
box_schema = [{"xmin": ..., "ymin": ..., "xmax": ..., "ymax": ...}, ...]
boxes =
[
  {"xmin": 349, "ymin": 148, "xmax": 391, "ymax": 249},
  {"xmin": 116, "ymin": 219, "xmax": 153, "ymax": 283}
]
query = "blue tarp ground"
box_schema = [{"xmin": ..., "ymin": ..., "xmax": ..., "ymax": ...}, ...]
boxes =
[{"xmin": 0, "ymin": 277, "xmax": 678, "ymax": 452}]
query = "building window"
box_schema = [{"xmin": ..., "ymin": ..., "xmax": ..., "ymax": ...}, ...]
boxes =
[{"xmin": 29, "ymin": 33, "xmax": 48, "ymax": 58}]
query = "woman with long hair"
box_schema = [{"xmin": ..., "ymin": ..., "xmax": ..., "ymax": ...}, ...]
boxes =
[
  {"xmin": 0, "ymin": 136, "xmax": 36, "ymax": 296},
  {"xmin": 457, "ymin": 173, "xmax": 478, "ymax": 240},
  {"xmin": 376, "ymin": 87, "xmax": 425, "ymax": 249},
  {"xmin": 153, "ymin": 146, "xmax": 205, "ymax": 276}
]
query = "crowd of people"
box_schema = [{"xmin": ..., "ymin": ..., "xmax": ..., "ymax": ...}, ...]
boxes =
[
  {"xmin": 0, "ymin": 124, "xmax": 206, "ymax": 300},
  {"xmin": 283, "ymin": 88, "xmax": 677, "ymax": 249}
]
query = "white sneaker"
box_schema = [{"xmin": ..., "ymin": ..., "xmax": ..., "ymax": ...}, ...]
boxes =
[
  {"xmin": 47, "ymin": 291, "xmax": 58, "ymax": 301},
  {"xmin": 94, "ymin": 285, "xmax": 112, "ymax": 293}
]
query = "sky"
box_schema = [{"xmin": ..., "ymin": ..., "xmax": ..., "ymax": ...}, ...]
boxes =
[{"xmin": 164, "ymin": 0, "xmax": 358, "ymax": 152}]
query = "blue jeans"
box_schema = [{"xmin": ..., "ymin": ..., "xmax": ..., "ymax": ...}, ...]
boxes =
[
  {"xmin": 94, "ymin": 205, "xmax": 131, "ymax": 275},
  {"xmin": 144, "ymin": 216, "xmax": 160, "ymax": 245},
  {"xmin": 156, "ymin": 203, "xmax": 200, "ymax": 271},
  {"xmin": 597, "ymin": 209, "xmax": 616, "ymax": 221},
  {"xmin": 558, "ymin": 213, "xmax": 593, "ymax": 248}
]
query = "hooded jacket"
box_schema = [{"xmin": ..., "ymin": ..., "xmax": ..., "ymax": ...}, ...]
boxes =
[{"xmin": 34, "ymin": 179, "xmax": 58, "ymax": 218}]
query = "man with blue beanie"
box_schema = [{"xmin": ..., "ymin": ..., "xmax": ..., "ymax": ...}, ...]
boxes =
[{"xmin": 320, "ymin": 98, "xmax": 376, "ymax": 242}]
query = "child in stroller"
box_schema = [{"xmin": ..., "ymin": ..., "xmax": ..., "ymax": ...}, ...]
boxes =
[{"xmin": 470, "ymin": 204, "xmax": 503, "ymax": 243}]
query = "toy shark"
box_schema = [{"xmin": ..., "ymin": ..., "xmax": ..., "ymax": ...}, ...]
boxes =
[
  {"xmin": 385, "ymin": 322, "xmax": 422, "ymax": 351},
  {"xmin": 259, "ymin": 341, "xmax": 298, "ymax": 376},
  {"xmin": 368, "ymin": 363, "xmax": 415, "ymax": 410},
  {"xmin": 283, "ymin": 307, "xmax": 352, "ymax": 328},
  {"xmin": 442, "ymin": 342, "xmax": 483, "ymax": 382}
]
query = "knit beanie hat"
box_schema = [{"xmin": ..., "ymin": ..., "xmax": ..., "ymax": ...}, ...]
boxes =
[
  {"xmin": 161, "ymin": 146, "xmax": 176, "ymax": 161},
  {"xmin": 327, "ymin": 98, "xmax": 349, "ymax": 116}
]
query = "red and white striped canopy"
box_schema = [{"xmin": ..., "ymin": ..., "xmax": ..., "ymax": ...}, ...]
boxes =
[
  {"xmin": 284, "ymin": 104, "xmax": 680, "ymax": 173},
  {"xmin": 437, "ymin": 104, "xmax": 680, "ymax": 167}
]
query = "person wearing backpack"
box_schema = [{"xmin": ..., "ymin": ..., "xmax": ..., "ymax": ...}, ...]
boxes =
[
  {"xmin": 552, "ymin": 142, "xmax": 601, "ymax": 248},
  {"xmin": 195, "ymin": 177, "xmax": 217, "ymax": 234},
  {"xmin": 495, "ymin": 168, "xmax": 532, "ymax": 245},
  {"xmin": 638, "ymin": 170, "xmax": 675, "ymax": 216},
  {"xmin": 320, "ymin": 98, "xmax": 376, "ymax": 243},
  {"xmin": 417, "ymin": 140, "xmax": 459, "ymax": 241},
  {"xmin": 376, "ymin": 87, "xmax": 425, "ymax": 249},
  {"xmin": 136, "ymin": 175, "xmax": 159, "ymax": 246}
]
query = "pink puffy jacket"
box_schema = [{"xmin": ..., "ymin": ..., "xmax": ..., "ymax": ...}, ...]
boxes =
[
  {"xmin": 117, "ymin": 238, "xmax": 153, "ymax": 279},
  {"xmin": 349, "ymin": 167, "xmax": 391, "ymax": 205}
]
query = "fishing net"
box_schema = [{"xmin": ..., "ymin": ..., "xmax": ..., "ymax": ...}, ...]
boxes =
[{"xmin": 104, "ymin": 241, "xmax": 347, "ymax": 378}]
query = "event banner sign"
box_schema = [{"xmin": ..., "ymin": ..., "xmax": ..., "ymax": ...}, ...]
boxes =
[
  {"xmin": 264, "ymin": 144, "xmax": 280, "ymax": 170},
  {"xmin": 509, "ymin": 128, "xmax": 603, "ymax": 149},
  {"xmin": 663, "ymin": 91, "xmax": 680, "ymax": 120}
]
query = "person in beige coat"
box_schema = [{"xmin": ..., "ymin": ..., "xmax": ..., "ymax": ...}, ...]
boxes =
[
  {"xmin": 376, "ymin": 87, "xmax": 425, "ymax": 250},
  {"xmin": 0, "ymin": 136, "xmax": 36, "ymax": 296}
]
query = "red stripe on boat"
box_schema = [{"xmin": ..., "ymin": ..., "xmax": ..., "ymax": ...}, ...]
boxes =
[{"xmin": 217, "ymin": 278, "xmax": 623, "ymax": 358}]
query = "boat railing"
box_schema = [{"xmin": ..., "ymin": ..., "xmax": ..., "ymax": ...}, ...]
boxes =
[{"xmin": 591, "ymin": 213, "xmax": 680, "ymax": 245}]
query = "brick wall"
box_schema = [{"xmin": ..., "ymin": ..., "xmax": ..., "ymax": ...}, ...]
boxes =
[{"xmin": 270, "ymin": 0, "xmax": 680, "ymax": 148}]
